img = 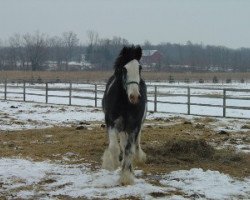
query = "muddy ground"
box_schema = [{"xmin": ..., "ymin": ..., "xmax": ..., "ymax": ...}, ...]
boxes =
[{"xmin": 1, "ymin": 117, "xmax": 249, "ymax": 180}]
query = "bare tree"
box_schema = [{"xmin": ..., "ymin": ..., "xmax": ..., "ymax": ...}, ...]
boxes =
[
  {"xmin": 0, "ymin": 39, "xmax": 9, "ymax": 70},
  {"xmin": 49, "ymin": 36, "xmax": 64, "ymax": 70},
  {"xmin": 86, "ymin": 36, "xmax": 129, "ymax": 70},
  {"xmin": 23, "ymin": 31, "xmax": 49, "ymax": 71},
  {"xmin": 143, "ymin": 40, "xmax": 152, "ymax": 49},
  {"xmin": 0, "ymin": 39, "xmax": 5, "ymax": 70},
  {"xmin": 8, "ymin": 34, "xmax": 26, "ymax": 70},
  {"xmin": 62, "ymin": 31, "xmax": 79, "ymax": 70},
  {"xmin": 86, "ymin": 30, "xmax": 99, "ymax": 46},
  {"xmin": 85, "ymin": 31, "xmax": 99, "ymax": 65}
]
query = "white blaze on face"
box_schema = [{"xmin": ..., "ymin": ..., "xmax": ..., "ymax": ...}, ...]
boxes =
[{"xmin": 124, "ymin": 59, "xmax": 141, "ymax": 104}]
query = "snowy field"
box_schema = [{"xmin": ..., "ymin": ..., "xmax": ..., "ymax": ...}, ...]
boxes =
[
  {"xmin": 0, "ymin": 82, "xmax": 250, "ymax": 199},
  {"xmin": 1, "ymin": 158, "xmax": 249, "ymax": 200},
  {"xmin": 0, "ymin": 99, "xmax": 250, "ymax": 199}
]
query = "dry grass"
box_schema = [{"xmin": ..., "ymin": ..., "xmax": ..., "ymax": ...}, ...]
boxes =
[
  {"xmin": 0, "ymin": 70, "xmax": 249, "ymax": 82},
  {"xmin": 0, "ymin": 71, "xmax": 112, "ymax": 83},
  {"xmin": 0, "ymin": 121, "xmax": 249, "ymax": 178},
  {"xmin": 142, "ymin": 120, "xmax": 250, "ymax": 178}
]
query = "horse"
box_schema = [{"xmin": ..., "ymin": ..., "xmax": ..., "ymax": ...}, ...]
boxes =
[{"xmin": 102, "ymin": 45, "xmax": 147, "ymax": 185}]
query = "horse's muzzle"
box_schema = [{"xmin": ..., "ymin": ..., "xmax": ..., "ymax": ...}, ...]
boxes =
[{"xmin": 129, "ymin": 93, "xmax": 141, "ymax": 104}]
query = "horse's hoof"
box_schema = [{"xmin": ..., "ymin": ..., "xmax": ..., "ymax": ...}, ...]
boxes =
[{"xmin": 119, "ymin": 170, "xmax": 134, "ymax": 185}]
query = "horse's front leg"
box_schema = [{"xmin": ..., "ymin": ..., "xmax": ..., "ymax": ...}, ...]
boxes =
[
  {"xmin": 119, "ymin": 131, "xmax": 137, "ymax": 185},
  {"xmin": 102, "ymin": 127, "xmax": 120, "ymax": 171},
  {"xmin": 118, "ymin": 131, "xmax": 127, "ymax": 162}
]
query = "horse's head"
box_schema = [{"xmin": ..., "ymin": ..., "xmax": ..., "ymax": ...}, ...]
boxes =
[{"xmin": 114, "ymin": 45, "xmax": 142, "ymax": 104}]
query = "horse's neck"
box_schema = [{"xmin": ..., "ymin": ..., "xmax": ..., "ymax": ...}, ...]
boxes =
[
  {"xmin": 106, "ymin": 75, "xmax": 122, "ymax": 91},
  {"xmin": 108, "ymin": 75, "xmax": 127, "ymax": 100}
]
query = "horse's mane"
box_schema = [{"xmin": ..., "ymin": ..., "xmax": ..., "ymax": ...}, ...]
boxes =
[{"xmin": 114, "ymin": 45, "xmax": 142, "ymax": 74}]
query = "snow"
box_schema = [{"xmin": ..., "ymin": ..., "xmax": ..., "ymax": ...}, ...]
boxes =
[
  {"xmin": 1, "ymin": 99, "xmax": 250, "ymax": 135},
  {"xmin": 161, "ymin": 168, "xmax": 250, "ymax": 200},
  {"xmin": 0, "ymin": 100, "xmax": 103, "ymax": 130},
  {"xmin": 0, "ymin": 158, "xmax": 249, "ymax": 199},
  {"xmin": 0, "ymin": 158, "xmax": 168, "ymax": 199}
]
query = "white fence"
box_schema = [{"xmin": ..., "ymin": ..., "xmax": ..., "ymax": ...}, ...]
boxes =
[{"xmin": 1, "ymin": 81, "xmax": 250, "ymax": 119}]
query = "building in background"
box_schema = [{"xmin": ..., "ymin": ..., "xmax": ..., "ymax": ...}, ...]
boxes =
[{"xmin": 141, "ymin": 50, "xmax": 162, "ymax": 70}]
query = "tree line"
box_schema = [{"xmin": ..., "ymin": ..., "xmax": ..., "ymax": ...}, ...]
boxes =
[
  {"xmin": 155, "ymin": 41, "xmax": 250, "ymax": 72},
  {"xmin": 0, "ymin": 31, "xmax": 82, "ymax": 71},
  {"xmin": 0, "ymin": 31, "xmax": 250, "ymax": 72}
]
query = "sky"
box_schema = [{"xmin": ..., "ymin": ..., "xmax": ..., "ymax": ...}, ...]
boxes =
[{"xmin": 0, "ymin": 0, "xmax": 250, "ymax": 48}]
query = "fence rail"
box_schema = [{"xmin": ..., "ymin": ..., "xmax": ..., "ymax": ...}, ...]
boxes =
[{"xmin": 0, "ymin": 81, "xmax": 250, "ymax": 119}]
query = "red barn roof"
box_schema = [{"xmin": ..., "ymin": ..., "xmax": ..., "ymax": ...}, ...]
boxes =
[{"xmin": 141, "ymin": 50, "xmax": 162, "ymax": 67}]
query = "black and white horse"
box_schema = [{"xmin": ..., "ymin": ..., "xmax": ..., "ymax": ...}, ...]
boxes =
[{"xmin": 102, "ymin": 45, "xmax": 147, "ymax": 185}]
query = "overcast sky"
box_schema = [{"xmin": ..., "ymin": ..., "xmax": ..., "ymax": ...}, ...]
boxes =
[{"xmin": 0, "ymin": 0, "xmax": 250, "ymax": 48}]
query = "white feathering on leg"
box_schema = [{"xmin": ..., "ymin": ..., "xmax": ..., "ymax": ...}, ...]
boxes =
[{"xmin": 102, "ymin": 128, "xmax": 120, "ymax": 170}]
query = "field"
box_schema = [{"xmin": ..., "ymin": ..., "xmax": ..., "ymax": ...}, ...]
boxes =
[
  {"xmin": 0, "ymin": 100, "xmax": 250, "ymax": 199},
  {"xmin": 1, "ymin": 70, "xmax": 250, "ymax": 83},
  {"xmin": 1, "ymin": 120, "xmax": 250, "ymax": 177},
  {"xmin": 0, "ymin": 71, "xmax": 250, "ymax": 199}
]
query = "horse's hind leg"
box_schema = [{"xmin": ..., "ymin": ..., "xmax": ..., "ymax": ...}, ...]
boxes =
[
  {"xmin": 118, "ymin": 131, "xmax": 127, "ymax": 162},
  {"xmin": 102, "ymin": 127, "xmax": 120, "ymax": 171},
  {"xmin": 135, "ymin": 130, "xmax": 146, "ymax": 164}
]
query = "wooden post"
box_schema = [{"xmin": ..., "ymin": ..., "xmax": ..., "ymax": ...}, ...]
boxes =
[
  {"xmin": 4, "ymin": 80, "xmax": 7, "ymax": 100},
  {"xmin": 94, "ymin": 84, "xmax": 97, "ymax": 107},
  {"xmin": 69, "ymin": 82, "xmax": 72, "ymax": 105},
  {"xmin": 154, "ymin": 85, "xmax": 157, "ymax": 112},
  {"xmin": 45, "ymin": 82, "xmax": 48, "ymax": 104},
  {"xmin": 23, "ymin": 81, "xmax": 26, "ymax": 102},
  {"xmin": 223, "ymin": 89, "xmax": 226, "ymax": 117},
  {"xmin": 187, "ymin": 87, "xmax": 190, "ymax": 115}
]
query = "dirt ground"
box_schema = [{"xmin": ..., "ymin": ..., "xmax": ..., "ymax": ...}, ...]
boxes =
[{"xmin": 0, "ymin": 117, "xmax": 249, "ymax": 180}]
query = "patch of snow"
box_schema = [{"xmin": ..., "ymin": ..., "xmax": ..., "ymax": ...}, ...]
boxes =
[
  {"xmin": 0, "ymin": 158, "xmax": 54, "ymax": 188},
  {"xmin": 1, "ymin": 159, "xmax": 249, "ymax": 199},
  {"xmin": 235, "ymin": 144, "xmax": 250, "ymax": 153},
  {"xmin": 0, "ymin": 158, "xmax": 168, "ymax": 199},
  {"xmin": 0, "ymin": 100, "xmax": 103, "ymax": 131},
  {"xmin": 160, "ymin": 168, "xmax": 250, "ymax": 200}
]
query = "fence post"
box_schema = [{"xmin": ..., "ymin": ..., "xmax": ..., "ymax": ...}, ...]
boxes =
[
  {"xmin": 94, "ymin": 84, "xmax": 97, "ymax": 107},
  {"xmin": 223, "ymin": 89, "xmax": 226, "ymax": 117},
  {"xmin": 187, "ymin": 87, "xmax": 190, "ymax": 115},
  {"xmin": 4, "ymin": 80, "xmax": 7, "ymax": 100},
  {"xmin": 23, "ymin": 81, "xmax": 26, "ymax": 102},
  {"xmin": 69, "ymin": 82, "xmax": 72, "ymax": 106},
  {"xmin": 45, "ymin": 82, "xmax": 48, "ymax": 104},
  {"xmin": 154, "ymin": 85, "xmax": 157, "ymax": 112}
]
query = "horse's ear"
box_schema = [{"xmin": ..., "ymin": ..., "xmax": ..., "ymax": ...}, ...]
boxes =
[{"xmin": 134, "ymin": 45, "xmax": 142, "ymax": 61}]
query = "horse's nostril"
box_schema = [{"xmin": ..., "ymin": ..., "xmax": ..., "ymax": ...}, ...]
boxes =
[
  {"xmin": 129, "ymin": 94, "xmax": 140, "ymax": 104},
  {"xmin": 130, "ymin": 94, "xmax": 135, "ymax": 101}
]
